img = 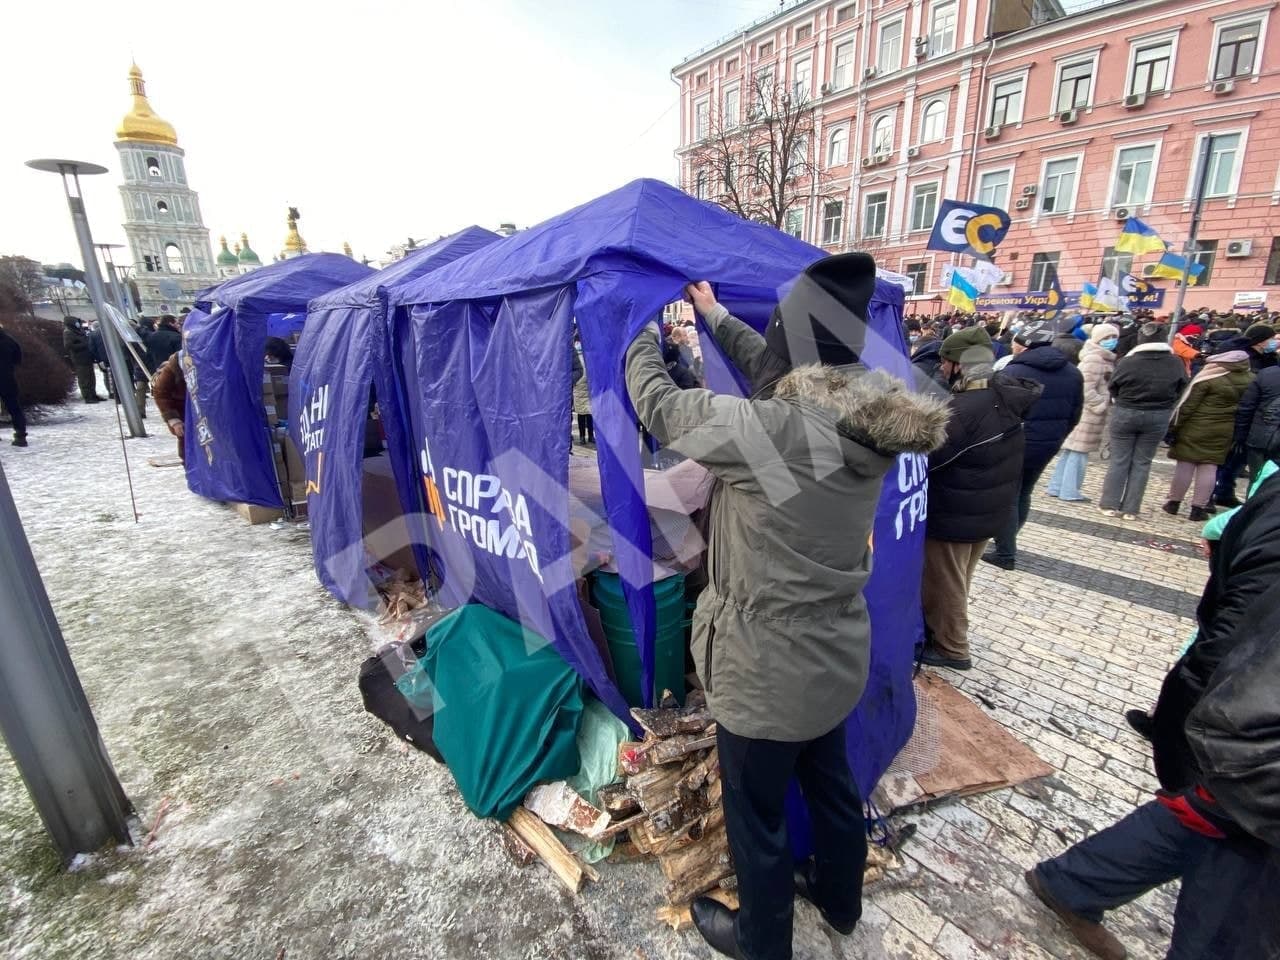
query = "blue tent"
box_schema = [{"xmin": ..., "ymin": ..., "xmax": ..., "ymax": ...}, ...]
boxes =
[
  {"xmin": 291, "ymin": 227, "xmax": 502, "ymax": 605},
  {"xmin": 386, "ymin": 178, "xmax": 927, "ymax": 798},
  {"xmin": 182, "ymin": 253, "xmax": 373, "ymax": 506}
]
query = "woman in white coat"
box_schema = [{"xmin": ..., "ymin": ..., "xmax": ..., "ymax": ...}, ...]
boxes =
[{"xmin": 1048, "ymin": 323, "xmax": 1119, "ymax": 501}]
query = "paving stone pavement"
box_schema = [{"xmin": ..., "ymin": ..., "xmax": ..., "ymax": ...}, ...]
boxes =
[{"xmin": 870, "ymin": 453, "xmax": 1202, "ymax": 960}]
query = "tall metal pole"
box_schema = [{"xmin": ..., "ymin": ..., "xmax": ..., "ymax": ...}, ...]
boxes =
[
  {"xmin": 97, "ymin": 245, "xmax": 135, "ymax": 321},
  {"xmin": 0, "ymin": 459, "xmax": 133, "ymax": 862},
  {"xmin": 1169, "ymin": 136, "xmax": 1216, "ymax": 337},
  {"xmin": 26, "ymin": 159, "xmax": 146, "ymax": 438}
]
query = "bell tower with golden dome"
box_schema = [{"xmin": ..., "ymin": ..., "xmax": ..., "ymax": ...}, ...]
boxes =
[{"xmin": 114, "ymin": 62, "xmax": 216, "ymax": 313}]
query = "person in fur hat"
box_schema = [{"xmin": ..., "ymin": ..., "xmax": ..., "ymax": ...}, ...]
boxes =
[{"xmin": 625, "ymin": 253, "xmax": 949, "ymax": 960}]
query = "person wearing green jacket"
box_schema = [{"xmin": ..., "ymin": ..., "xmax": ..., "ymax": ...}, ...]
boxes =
[{"xmin": 626, "ymin": 254, "xmax": 949, "ymax": 960}]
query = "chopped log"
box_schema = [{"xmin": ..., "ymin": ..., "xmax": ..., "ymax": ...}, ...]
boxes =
[
  {"xmin": 524, "ymin": 782, "xmax": 611, "ymax": 841},
  {"xmin": 655, "ymin": 887, "xmax": 740, "ymax": 931},
  {"xmin": 661, "ymin": 822, "xmax": 735, "ymax": 904},
  {"xmin": 676, "ymin": 754, "xmax": 717, "ymax": 794},
  {"xmin": 628, "ymin": 763, "xmax": 687, "ymax": 813},
  {"xmin": 649, "ymin": 733, "xmax": 717, "ymax": 765},
  {"xmin": 630, "ymin": 705, "xmax": 714, "ymax": 739},
  {"xmin": 507, "ymin": 808, "xmax": 590, "ymax": 894},
  {"xmin": 596, "ymin": 783, "xmax": 640, "ymax": 817},
  {"xmin": 499, "ymin": 824, "xmax": 538, "ymax": 868}
]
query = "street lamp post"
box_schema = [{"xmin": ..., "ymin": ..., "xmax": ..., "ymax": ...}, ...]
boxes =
[
  {"xmin": 95, "ymin": 243, "xmax": 135, "ymax": 321},
  {"xmin": 26, "ymin": 159, "xmax": 146, "ymax": 438},
  {"xmin": 1168, "ymin": 136, "xmax": 1216, "ymax": 337}
]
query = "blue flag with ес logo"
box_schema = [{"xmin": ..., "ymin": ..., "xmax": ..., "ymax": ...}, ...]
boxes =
[{"xmin": 927, "ymin": 199, "xmax": 1012, "ymax": 261}]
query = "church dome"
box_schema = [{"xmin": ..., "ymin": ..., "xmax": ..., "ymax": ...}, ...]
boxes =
[
  {"xmin": 238, "ymin": 233, "xmax": 262, "ymax": 265},
  {"xmin": 116, "ymin": 63, "xmax": 178, "ymax": 146},
  {"xmin": 215, "ymin": 236, "xmax": 238, "ymax": 268}
]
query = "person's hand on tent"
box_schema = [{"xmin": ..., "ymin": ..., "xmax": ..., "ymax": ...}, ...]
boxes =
[{"xmin": 684, "ymin": 281, "xmax": 718, "ymax": 318}]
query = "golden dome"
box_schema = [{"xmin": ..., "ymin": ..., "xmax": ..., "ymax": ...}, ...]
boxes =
[
  {"xmin": 283, "ymin": 208, "xmax": 307, "ymax": 255},
  {"xmin": 116, "ymin": 63, "xmax": 178, "ymax": 146}
]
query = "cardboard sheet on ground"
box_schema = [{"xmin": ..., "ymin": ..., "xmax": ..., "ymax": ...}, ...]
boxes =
[{"xmin": 876, "ymin": 672, "xmax": 1053, "ymax": 811}]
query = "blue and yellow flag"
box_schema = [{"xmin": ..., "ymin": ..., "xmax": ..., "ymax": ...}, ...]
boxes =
[
  {"xmin": 1080, "ymin": 279, "xmax": 1121, "ymax": 313},
  {"xmin": 1114, "ymin": 217, "xmax": 1167, "ymax": 255},
  {"xmin": 1148, "ymin": 252, "xmax": 1206, "ymax": 286},
  {"xmin": 948, "ymin": 268, "xmax": 980, "ymax": 311}
]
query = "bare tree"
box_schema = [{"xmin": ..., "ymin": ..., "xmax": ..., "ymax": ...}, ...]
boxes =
[
  {"xmin": 0, "ymin": 255, "xmax": 45, "ymax": 316},
  {"xmin": 685, "ymin": 71, "xmax": 832, "ymax": 232}
]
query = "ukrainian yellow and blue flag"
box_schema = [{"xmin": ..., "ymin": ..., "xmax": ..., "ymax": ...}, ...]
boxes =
[
  {"xmin": 948, "ymin": 268, "xmax": 980, "ymax": 311},
  {"xmin": 1148, "ymin": 252, "xmax": 1206, "ymax": 285},
  {"xmin": 1114, "ymin": 218, "xmax": 1167, "ymax": 255}
]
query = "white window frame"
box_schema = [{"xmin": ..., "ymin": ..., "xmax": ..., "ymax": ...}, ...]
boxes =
[
  {"xmin": 870, "ymin": 112, "xmax": 895, "ymax": 157},
  {"xmin": 919, "ymin": 98, "xmax": 947, "ymax": 143},
  {"xmin": 986, "ymin": 69, "xmax": 1029, "ymax": 128},
  {"xmin": 901, "ymin": 257, "xmax": 935, "ymax": 293},
  {"xmin": 909, "ymin": 180, "xmax": 941, "ymax": 232},
  {"xmin": 784, "ymin": 207, "xmax": 805, "ymax": 240},
  {"xmin": 827, "ymin": 125, "xmax": 850, "ymax": 167},
  {"xmin": 834, "ymin": 2, "xmax": 857, "ymax": 27},
  {"xmin": 694, "ymin": 96, "xmax": 711, "ymax": 140},
  {"xmin": 723, "ymin": 84, "xmax": 741, "ymax": 128},
  {"xmin": 821, "ymin": 200, "xmax": 846, "ymax": 245},
  {"xmin": 863, "ymin": 190, "xmax": 890, "ymax": 238},
  {"xmin": 758, "ymin": 39, "xmax": 775, "ymax": 59},
  {"xmin": 693, "ymin": 168, "xmax": 710, "ymax": 200},
  {"xmin": 1186, "ymin": 129, "xmax": 1248, "ymax": 200},
  {"xmin": 832, "ymin": 40, "xmax": 855, "ymax": 90},
  {"xmin": 1209, "ymin": 10, "xmax": 1268, "ymax": 83},
  {"xmin": 1108, "ymin": 141, "xmax": 1162, "ymax": 209},
  {"xmin": 792, "ymin": 57, "xmax": 813, "ymax": 100},
  {"xmin": 1038, "ymin": 153, "xmax": 1083, "ymax": 216},
  {"xmin": 976, "ymin": 166, "xmax": 1014, "ymax": 210},
  {"xmin": 794, "ymin": 21, "xmax": 813, "ymax": 44},
  {"xmin": 929, "ymin": 1, "xmax": 957, "ymax": 56},
  {"xmin": 878, "ymin": 16, "xmax": 905, "ymax": 74},
  {"xmin": 1052, "ymin": 53, "xmax": 1099, "ymax": 115},
  {"xmin": 1125, "ymin": 30, "xmax": 1179, "ymax": 97}
]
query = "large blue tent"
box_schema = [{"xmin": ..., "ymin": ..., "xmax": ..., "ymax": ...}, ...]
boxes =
[
  {"xmin": 386, "ymin": 178, "xmax": 928, "ymax": 797},
  {"xmin": 291, "ymin": 227, "xmax": 502, "ymax": 606},
  {"xmin": 182, "ymin": 253, "xmax": 373, "ymax": 506}
]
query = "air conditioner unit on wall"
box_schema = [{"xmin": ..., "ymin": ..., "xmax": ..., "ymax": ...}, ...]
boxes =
[
  {"xmin": 1214, "ymin": 80, "xmax": 1235, "ymax": 95},
  {"xmin": 820, "ymin": 82, "xmax": 833, "ymax": 94},
  {"xmin": 1113, "ymin": 207, "xmax": 1131, "ymax": 220},
  {"xmin": 1058, "ymin": 109, "xmax": 1078, "ymax": 125},
  {"xmin": 906, "ymin": 145, "xmax": 920, "ymax": 158},
  {"xmin": 1014, "ymin": 197, "xmax": 1031, "ymax": 210},
  {"xmin": 861, "ymin": 156, "xmax": 874, "ymax": 168},
  {"xmin": 1226, "ymin": 239, "xmax": 1254, "ymax": 257},
  {"xmin": 1124, "ymin": 93, "xmax": 1146, "ymax": 109},
  {"xmin": 874, "ymin": 153, "xmax": 891, "ymax": 165},
  {"xmin": 914, "ymin": 37, "xmax": 929, "ymax": 58},
  {"xmin": 864, "ymin": 67, "xmax": 877, "ymax": 80},
  {"xmin": 1142, "ymin": 264, "xmax": 1160, "ymax": 278},
  {"xmin": 1000, "ymin": 271, "xmax": 1014, "ymax": 284},
  {"xmin": 984, "ymin": 125, "xmax": 1001, "ymax": 140},
  {"xmin": 1022, "ymin": 184, "xmax": 1038, "ymax": 197}
]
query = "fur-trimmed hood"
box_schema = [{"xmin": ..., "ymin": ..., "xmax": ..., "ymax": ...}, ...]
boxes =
[{"xmin": 774, "ymin": 363, "xmax": 951, "ymax": 456}]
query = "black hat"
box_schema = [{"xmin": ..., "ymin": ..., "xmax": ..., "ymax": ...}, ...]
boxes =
[
  {"xmin": 766, "ymin": 252, "xmax": 878, "ymax": 368},
  {"xmin": 1014, "ymin": 321, "xmax": 1056, "ymax": 347},
  {"xmin": 1244, "ymin": 323, "xmax": 1276, "ymax": 345}
]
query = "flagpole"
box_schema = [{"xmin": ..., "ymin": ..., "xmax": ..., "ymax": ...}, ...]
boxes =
[{"xmin": 1169, "ymin": 135, "xmax": 1216, "ymax": 341}]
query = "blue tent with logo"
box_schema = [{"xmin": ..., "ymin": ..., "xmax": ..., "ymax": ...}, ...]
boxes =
[
  {"xmin": 181, "ymin": 253, "xmax": 373, "ymax": 507},
  {"xmin": 290, "ymin": 227, "xmax": 502, "ymax": 606},
  {"xmin": 385, "ymin": 178, "xmax": 927, "ymax": 798}
]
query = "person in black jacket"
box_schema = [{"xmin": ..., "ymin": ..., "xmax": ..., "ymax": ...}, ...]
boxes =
[
  {"xmin": 0, "ymin": 324, "xmax": 26, "ymax": 447},
  {"xmin": 984, "ymin": 323, "xmax": 1083, "ymax": 569},
  {"xmin": 147, "ymin": 314, "xmax": 182, "ymax": 372},
  {"xmin": 62, "ymin": 316, "xmax": 102, "ymax": 403},
  {"xmin": 1234, "ymin": 365, "xmax": 1280, "ymax": 479},
  {"xmin": 920, "ymin": 327, "xmax": 1041, "ymax": 670},
  {"xmin": 1098, "ymin": 323, "xmax": 1189, "ymax": 518},
  {"xmin": 1028, "ymin": 444, "xmax": 1280, "ymax": 960}
]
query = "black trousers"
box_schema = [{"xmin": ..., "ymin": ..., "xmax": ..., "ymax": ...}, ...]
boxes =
[
  {"xmin": 992, "ymin": 463, "xmax": 1046, "ymax": 562},
  {"xmin": 1213, "ymin": 444, "xmax": 1248, "ymax": 501},
  {"xmin": 0, "ymin": 384, "xmax": 25, "ymax": 438},
  {"xmin": 717, "ymin": 722, "xmax": 866, "ymax": 960},
  {"xmin": 576, "ymin": 413, "xmax": 594, "ymax": 445},
  {"xmin": 1035, "ymin": 800, "xmax": 1280, "ymax": 959}
]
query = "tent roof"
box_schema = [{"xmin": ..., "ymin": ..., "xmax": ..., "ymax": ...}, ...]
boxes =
[
  {"xmin": 308, "ymin": 226, "xmax": 502, "ymax": 312},
  {"xmin": 198, "ymin": 252, "xmax": 373, "ymax": 316},
  {"xmin": 389, "ymin": 178, "xmax": 829, "ymax": 307}
]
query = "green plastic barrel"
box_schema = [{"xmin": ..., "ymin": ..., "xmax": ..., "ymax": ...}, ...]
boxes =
[{"xmin": 590, "ymin": 572, "xmax": 687, "ymax": 707}]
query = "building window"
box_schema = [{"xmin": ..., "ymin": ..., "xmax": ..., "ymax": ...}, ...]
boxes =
[
  {"xmin": 1215, "ymin": 21, "xmax": 1260, "ymax": 80},
  {"xmin": 694, "ymin": 169, "xmax": 709, "ymax": 199},
  {"xmin": 1130, "ymin": 39, "xmax": 1172, "ymax": 95},
  {"xmin": 878, "ymin": 19, "xmax": 903, "ymax": 73},
  {"xmin": 723, "ymin": 86, "xmax": 740, "ymax": 127},
  {"xmin": 1265, "ymin": 237, "xmax": 1280, "ymax": 284},
  {"xmin": 1055, "ymin": 59, "xmax": 1093, "ymax": 113},
  {"xmin": 696, "ymin": 72, "xmax": 708, "ymax": 89},
  {"xmin": 835, "ymin": 2, "xmax": 857, "ymax": 24},
  {"xmin": 989, "ymin": 77, "xmax": 1023, "ymax": 127},
  {"xmin": 910, "ymin": 182, "xmax": 940, "ymax": 231},
  {"xmin": 694, "ymin": 99, "xmax": 710, "ymax": 139},
  {"xmin": 920, "ymin": 99, "xmax": 946, "ymax": 143},
  {"xmin": 1112, "ymin": 145, "xmax": 1156, "ymax": 207},
  {"xmin": 1101, "ymin": 246, "xmax": 1135, "ymax": 281},
  {"xmin": 789, "ymin": 137, "xmax": 808, "ymax": 178},
  {"xmin": 143, "ymin": 255, "xmax": 156, "ymax": 272},
  {"xmin": 929, "ymin": 2, "xmax": 957, "ymax": 55},
  {"xmin": 1041, "ymin": 157, "xmax": 1080, "ymax": 213},
  {"xmin": 828, "ymin": 127, "xmax": 849, "ymax": 166},
  {"xmin": 871, "ymin": 115, "xmax": 893, "ymax": 155},
  {"xmin": 833, "ymin": 41, "xmax": 854, "ymax": 89},
  {"xmin": 145, "ymin": 157, "xmax": 161, "ymax": 178},
  {"xmin": 155, "ymin": 200, "xmax": 169, "ymax": 215},
  {"xmin": 1192, "ymin": 240, "xmax": 1218, "ymax": 284},
  {"xmin": 977, "ymin": 169, "xmax": 1011, "ymax": 210},
  {"xmin": 795, "ymin": 23, "xmax": 812, "ymax": 42},
  {"xmin": 725, "ymin": 56, "xmax": 739, "ymax": 73},
  {"xmin": 905, "ymin": 261, "xmax": 929, "ymax": 292},
  {"xmin": 784, "ymin": 208, "xmax": 805, "ymax": 239},
  {"xmin": 759, "ymin": 40, "xmax": 774, "ymax": 58},
  {"xmin": 822, "ymin": 201, "xmax": 845, "ymax": 245},
  {"xmin": 792, "ymin": 58, "xmax": 812, "ymax": 99},
  {"xmin": 756, "ymin": 67, "xmax": 775, "ymax": 110},
  {"xmin": 863, "ymin": 191, "xmax": 889, "ymax": 237},
  {"xmin": 165, "ymin": 243, "xmax": 185, "ymax": 274},
  {"xmin": 723, "ymin": 156, "xmax": 737, "ymax": 190},
  {"xmin": 1205, "ymin": 133, "xmax": 1242, "ymax": 197},
  {"xmin": 1029, "ymin": 252, "xmax": 1061, "ymax": 291}
]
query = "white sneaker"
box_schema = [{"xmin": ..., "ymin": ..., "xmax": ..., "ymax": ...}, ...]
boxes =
[
  {"xmin": 1100, "ymin": 508, "xmax": 1119, "ymax": 517},
  {"xmin": 1122, "ymin": 513, "xmax": 1138, "ymax": 521}
]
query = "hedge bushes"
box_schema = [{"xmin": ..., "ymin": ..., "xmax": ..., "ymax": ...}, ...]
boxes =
[{"xmin": 2, "ymin": 314, "xmax": 75, "ymax": 408}]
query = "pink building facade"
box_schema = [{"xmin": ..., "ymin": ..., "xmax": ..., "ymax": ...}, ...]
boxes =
[{"xmin": 673, "ymin": 0, "xmax": 1280, "ymax": 313}]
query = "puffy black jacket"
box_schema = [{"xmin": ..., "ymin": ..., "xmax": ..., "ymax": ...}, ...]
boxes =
[
  {"xmin": 1185, "ymin": 474, "xmax": 1280, "ymax": 847},
  {"xmin": 1216, "ymin": 335, "xmax": 1276, "ymax": 372},
  {"xmin": 0, "ymin": 328, "xmax": 22, "ymax": 394},
  {"xmin": 910, "ymin": 338, "xmax": 947, "ymax": 391},
  {"xmin": 927, "ymin": 375, "xmax": 1043, "ymax": 542},
  {"xmin": 147, "ymin": 325, "xmax": 182, "ymax": 371},
  {"xmin": 1236, "ymin": 367, "xmax": 1280, "ymax": 450},
  {"xmin": 63, "ymin": 321, "xmax": 94, "ymax": 367},
  {"xmin": 1110, "ymin": 343, "xmax": 1189, "ymax": 411},
  {"xmin": 1001, "ymin": 346, "xmax": 1083, "ymax": 473}
]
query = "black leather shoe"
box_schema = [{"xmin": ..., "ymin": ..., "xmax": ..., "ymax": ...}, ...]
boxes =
[
  {"xmin": 1125, "ymin": 709, "xmax": 1154, "ymax": 741},
  {"xmin": 691, "ymin": 897, "xmax": 742, "ymax": 959},
  {"xmin": 1214, "ymin": 494, "xmax": 1242, "ymax": 508},
  {"xmin": 794, "ymin": 861, "xmax": 857, "ymax": 935},
  {"xmin": 980, "ymin": 552, "xmax": 1015, "ymax": 571},
  {"xmin": 920, "ymin": 646, "xmax": 972, "ymax": 671}
]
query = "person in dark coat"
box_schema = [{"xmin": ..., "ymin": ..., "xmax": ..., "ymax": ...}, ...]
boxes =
[
  {"xmin": 1234, "ymin": 365, "xmax": 1280, "ymax": 479},
  {"xmin": 264, "ymin": 336, "xmax": 294, "ymax": 371},
  {"xmin": 920, "ymin": 327, "xmax": 1041, "ymax": 670},
  {"xmin": 1211, "ymin": 324, "xmax": 1276, "ymax": 505},
  {"xmin": 984, "ymin": 323, "xmax": 1083, "ymax": 569},
  {"xmin": 1165, "ymin": 352, "xmax": 1253, "ymax": 521},
  {"xmin": 0, "ymin": 324, "xmax": 27, "ymax": 446},
  {"xmin": 152, "ymin": 352, "xmax": 188, "ymax": 464},
  {"xmin": 910, "ymin": 331, "xmax": 947, "ymax": 390},
  {"xmin": 147, "ymin": 315, "xmax": 182, "ymax": 372},
  {"xmin": 61, "ymin": 316, "xmax": 101, "ymax": 403},
  {"xmin": 1030, "ymin": 445, "xmax": 1280, "ymax": 960}
]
